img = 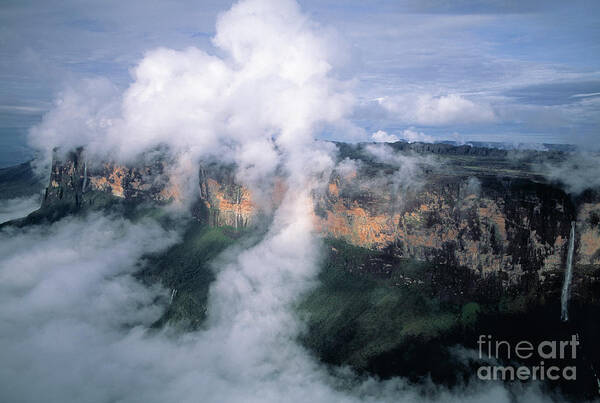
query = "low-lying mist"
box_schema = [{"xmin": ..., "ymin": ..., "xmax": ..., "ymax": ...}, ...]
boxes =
[
  {"xmin": 0, "ymin": 194, "xmax": 42, "ymax": 224},
  {"xmin": 0, "ymin": 208, "xmax": 553, "ymax": 403}
]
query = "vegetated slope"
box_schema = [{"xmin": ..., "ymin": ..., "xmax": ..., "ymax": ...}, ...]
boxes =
[
  {"xmin": 138, "ymin": 221, "xmax": 249, "ymax": 329},
  {"xmin": 298, "ymin": 237, "xmax": 600, "ymax": 398}
]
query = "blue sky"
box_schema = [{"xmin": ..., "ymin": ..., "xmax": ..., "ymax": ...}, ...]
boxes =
[{"xmin": 1, "ymin": 0, "xmax": 599, "ymax": 166}]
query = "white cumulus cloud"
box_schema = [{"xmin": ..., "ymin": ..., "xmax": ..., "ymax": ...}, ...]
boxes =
[
  {"xmin": 375, "ymin": 93, "xmax": 496, "ymax": 126},
  {"xmin": 371, "ymin": 128, "xmax": 434, "ymax": 143},
  {"xmin": 0, "ymin": 195, "xmax": 42, "ymax": 224},
  {"xmin": 371, "ymin": 130, "xmax": 399, "ymax": 142},
  {"xmin": 29, "ymin": 0, "xmax": 355, "ymax": 203}
]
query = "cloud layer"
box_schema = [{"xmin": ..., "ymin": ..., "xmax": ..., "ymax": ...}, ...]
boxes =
[
  {"xmin": 372, "ymin": 128, "xmax": 434, "ymax": 143},
  {"xmin": 375, "ymin": 94, "xmax": 497, "ymax": 126},
  {"xmin": 537, "ymin": 152, "xmax": 600, "ymax": 194},
  {"xmin": 0, "ymin": 210, "xmax": 542, "ymax": 403},
  {"xmin": 0, "ymin": 194, "xmax": 41, "ymax": 223},
  {"xmin": 0, "ymin": 214, "xmax": 179, "ymax": 402}
]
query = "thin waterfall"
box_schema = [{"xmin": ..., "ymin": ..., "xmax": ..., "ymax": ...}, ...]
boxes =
[
  {"xmin": 593, "ymin": 365, "xmax": 600, "ymax": 396},
  {"xmin": 561, "ymin": 221, "xmax": 576, "ymax": 322},
  {"xmin": 169, "ymin": 288, "xmax": 177, "ymax": 305},
  {"xmin": 82, "ymin": 161, "xmax": 88, "ymax": 193}
]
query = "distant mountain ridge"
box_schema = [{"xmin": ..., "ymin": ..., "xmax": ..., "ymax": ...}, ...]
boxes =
[{"xmin": 435, "ymin": 140, "xmax": 578, "ymax": 152}]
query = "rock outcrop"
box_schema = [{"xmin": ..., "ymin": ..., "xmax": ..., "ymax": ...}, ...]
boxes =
[
  {"xmin": 313, "ymin": 175, "xmax": 580, "ymax": 281},
  {"xmin": 198, "ymin": 164, "xmax": 255, "ymax": 228},
  {"xmin": 43, "ymin": 148, "xmax": 181, "ymax": 209},
  {"xmin": 41, "ymin": 144, "xmax": 600, "ymax": 293}
]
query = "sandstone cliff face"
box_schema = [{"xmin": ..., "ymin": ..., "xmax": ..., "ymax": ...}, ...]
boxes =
[
  {"xmin": 198, "ymin": 164, "xmax": 254, "ymax": 228},
  {"xmin": 43, "ymin": 149, "xmax": 180, "ymax": 210},
  {"xmin": 192, "ymin": 156, "xmax": 599, "ymax": 292},
  {"xmin": 313, "ymin": 175, "xmax": 580, "ymax": 284},
  {"xmin": 42, "ymin": 147, "xmax": 600, "ymax": 289}
]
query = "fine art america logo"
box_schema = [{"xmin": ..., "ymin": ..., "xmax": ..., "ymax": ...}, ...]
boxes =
[{"xmin": 477, "ymin": 334, "xmax": 578, "ymax": 381}]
